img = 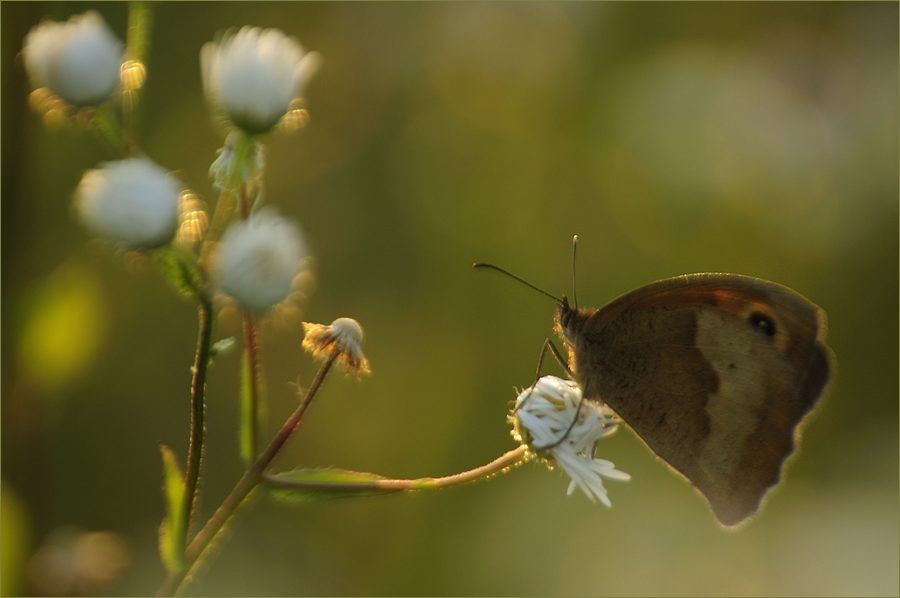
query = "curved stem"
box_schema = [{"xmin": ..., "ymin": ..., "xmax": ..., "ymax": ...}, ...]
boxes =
[
  {"xmin": 181, "ymin": 297, "xmax": 213, "ymax": 551},
  {"xmin": 157, "ymin": 353, "xmax": 337, "ymax": 597},
  {"xmin": 261, "ymin": 445, "xmax": 531, "ymax": 493}
]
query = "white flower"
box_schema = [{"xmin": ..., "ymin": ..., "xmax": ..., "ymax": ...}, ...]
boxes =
[
  {"xmin": 23, "ymin": 11, "xmax": 123, "ymax": 106},
  {"xmin": 214, "ymin": 209, "xmax": 307, "ymax": 312},
  {"xmin": 75, "ymin": 157, "xmax": 181, "ymax": 248},
  {"xmin": 512, "ymin": 376, "xmax": 630, "ymax": 506},
  {"xmin": 201, "ymin": 26, "xmax": 322, "ymax": 135},
  {"xmin": 302, "ymin": 318, "xmax": 371, "ymax": 376}
]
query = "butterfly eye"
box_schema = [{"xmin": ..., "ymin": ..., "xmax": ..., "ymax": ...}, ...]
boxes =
[{"xmin": 749, "ymin": 312, "xmax": 777, "ymax": 337}]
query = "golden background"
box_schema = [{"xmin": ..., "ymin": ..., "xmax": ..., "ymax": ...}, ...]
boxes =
[{"xmin": 2, "ymin": 2, "xmax": 897, "ymax": 596}]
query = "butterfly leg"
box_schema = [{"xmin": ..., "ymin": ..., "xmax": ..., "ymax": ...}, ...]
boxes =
[
  {"xmin": 516, "ymin": 338, "xmax": 574, "ymax": 410},
  {"xmin": 522, "ymin": 339, "xmax": 585, "ymax": 451},
  {"xmin": 539, "ymin": 392, "xmax": 587, "ymax": 450}
]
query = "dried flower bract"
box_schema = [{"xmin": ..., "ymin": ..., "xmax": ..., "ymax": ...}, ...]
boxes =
[{"xmin": 302, "ymin": 318, "xmax": 371, "ymax": 377}]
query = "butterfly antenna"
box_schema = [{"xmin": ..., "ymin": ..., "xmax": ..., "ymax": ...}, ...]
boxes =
[
  {"xmin": 571, "ymin": 235, "xmax": 579, "ymax": 310},
  {"xmin": 473, "ymin": 263, "xmax": 560, "ymax": 303}
]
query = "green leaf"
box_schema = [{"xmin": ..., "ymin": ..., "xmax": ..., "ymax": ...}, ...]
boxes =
[
  {"xmin": 158, "ymin": 445, "xmax": 186, "ymax": 573},
  {"xmin": 153, "ymin": 247, "xmax": 202, "ymax": 298},
  {"xmin": 265, "ymin": 468, "xmax": 399, "ymax": 503}
]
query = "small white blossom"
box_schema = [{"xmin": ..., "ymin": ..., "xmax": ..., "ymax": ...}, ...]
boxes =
[
  {"xmin": 201, "ymin": 26, "xmax": 322, "ymax": 135},
  {"xmin": 75, "ymin": 157, "xmax": 181, "ymax": 248},
  {"xmin": 209, "ymin": 131, "xmax": 265, "ymax": 190},
  {"xmin": 512, "ymin": 376, "xmax": 630, "ymax": 506},
  {"xmin": 302, "ymin": 318, "xmax": 371, "ymax": 376},
  {"xmin": 23, "ymin": 11, "xmax": 124, "ymax": 106},
  {"xmin": 214, "ymin": 208, "xmax": 306, "ymax": 312}
]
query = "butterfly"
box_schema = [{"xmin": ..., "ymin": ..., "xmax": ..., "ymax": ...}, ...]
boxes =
[{"xmin": 478, "ymin": 260, "xmax": 833, "ymax": 527}]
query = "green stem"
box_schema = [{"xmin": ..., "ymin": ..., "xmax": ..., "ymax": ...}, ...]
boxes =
[
  {"xmin": 238, "ymin": 182, "xmax": 251, "ymax": 219},
  {"xmin": 261, "ymin": 445, "xmax": 531, "ymax": 493},
  {"xmin": 237, "ymin": 176, "xmax": 261, "ymax": 464},
  {"xmin": 123, "ymin": 1, "xmax": 153, "ymax": 156},
  {"xmin": 242, "ymin": 313, "xmax": 261, "ymax": 463},
  {"xmin": 180, "ymin": 297, "xmax": 213, "ymax": 553},
  {"xmin": 127, "ymin": 1, "xmax": 153, "ymax": 64},
  {"xmin": 157, "ymin": 353, "xmax": 337, "ymax": 597}
]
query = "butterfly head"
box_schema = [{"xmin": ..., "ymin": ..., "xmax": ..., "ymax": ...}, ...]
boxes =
[{"xmin": 554, "ymin": 295, "xmax": 592, "ymax": 345}]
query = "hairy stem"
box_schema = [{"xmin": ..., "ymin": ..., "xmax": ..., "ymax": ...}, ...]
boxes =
[
  {"xmin": 179, "ymin": 297, "xmax": 213, "ymax": 559},
  {"xmin": 242, "ymin": 313, "xmax": 261, "ymax": 463},
  {"xmin": 157, "ymin": 353, "xmax": 337, "ymax": 597},
  {"xmin": 237, "ymin": 178, "xmax": 262, "ymax": 463},
  {"xmin": 261, "ymin": 445, "xmax": 531, "ymax": 493}
]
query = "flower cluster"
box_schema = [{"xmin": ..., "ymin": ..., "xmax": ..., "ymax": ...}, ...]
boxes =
[
  {"xmin": 512, "ymin": 376, "xmax": 630, "ymax": 506},
  {"xmin": 203, "ymin": 26, "xmax": 320, "ymax": 313}
]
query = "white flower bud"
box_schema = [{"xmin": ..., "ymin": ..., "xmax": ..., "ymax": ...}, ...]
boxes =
[
  {"xmin": 201, "ymin": 26, "xmax": 321, "ymax": 135},
  {"xmin": 512, "ymin": 376, "xmax": 630, "ymax": 507},
  {"xmin": 302, "ymin": 318, "xmax": 371, "ymax": 376},
  {"xmin": 75, "ymin": 158, "xmax": 182, "ymax": 248},
  {"xmin": 214, "ymin": 209, "xmax": 307, "ymax": 312},
  {"xmin": 209, "ymin": 131, "xmax": 265, "ymax": 190},
  {"xmin": 23, "ymin": 11, "xmax": 124, "ymax": 106}
]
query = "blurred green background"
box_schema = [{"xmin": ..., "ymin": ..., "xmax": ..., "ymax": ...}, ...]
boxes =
[{"xmin": 2, "ymin": 2, "xmax": 898, "ymax": 596}]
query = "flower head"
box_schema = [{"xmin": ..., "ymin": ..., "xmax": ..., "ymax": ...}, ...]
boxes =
[
  {"xmin": 302, "ymin": 318, "xmax": 371, "ymax": 376},
  {"xmin": 201, "ymin": 26, "xmax": 322, "ymax": 135},
  {"xmin": 75, "ymin": 157, "xmax": 181, "ymax": 248},
  {"xmin": 512, "ymin": 376, "xmax": 630, "ymax": 506},
  {"xmin": 23, "ymin": 11, "xmax": 124, "ymax": 106},
  {"xmin": 213, "ymin": 208, "xmax": 307, "ymax": 313}
]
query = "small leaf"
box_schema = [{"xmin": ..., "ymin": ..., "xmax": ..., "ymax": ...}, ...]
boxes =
[
  {"xmin": 265, "ymin": 468, "xmax": 399, "ymax": 503},
  {"xmin": 158, "ymin": 445, "xmax": 186, "ymax": 573},
  {"xmin": 210, "ymin": 337, "xmax": 236, "ymax": 359},
  {"xmin": 153, "ymin": 246, "xmax": 202, "ymax": 298}
]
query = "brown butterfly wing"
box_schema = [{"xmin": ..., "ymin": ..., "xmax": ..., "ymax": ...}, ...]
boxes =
[{"xmin": 558, "ymin": 274, "xmax": 832, "ymax": 527}]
